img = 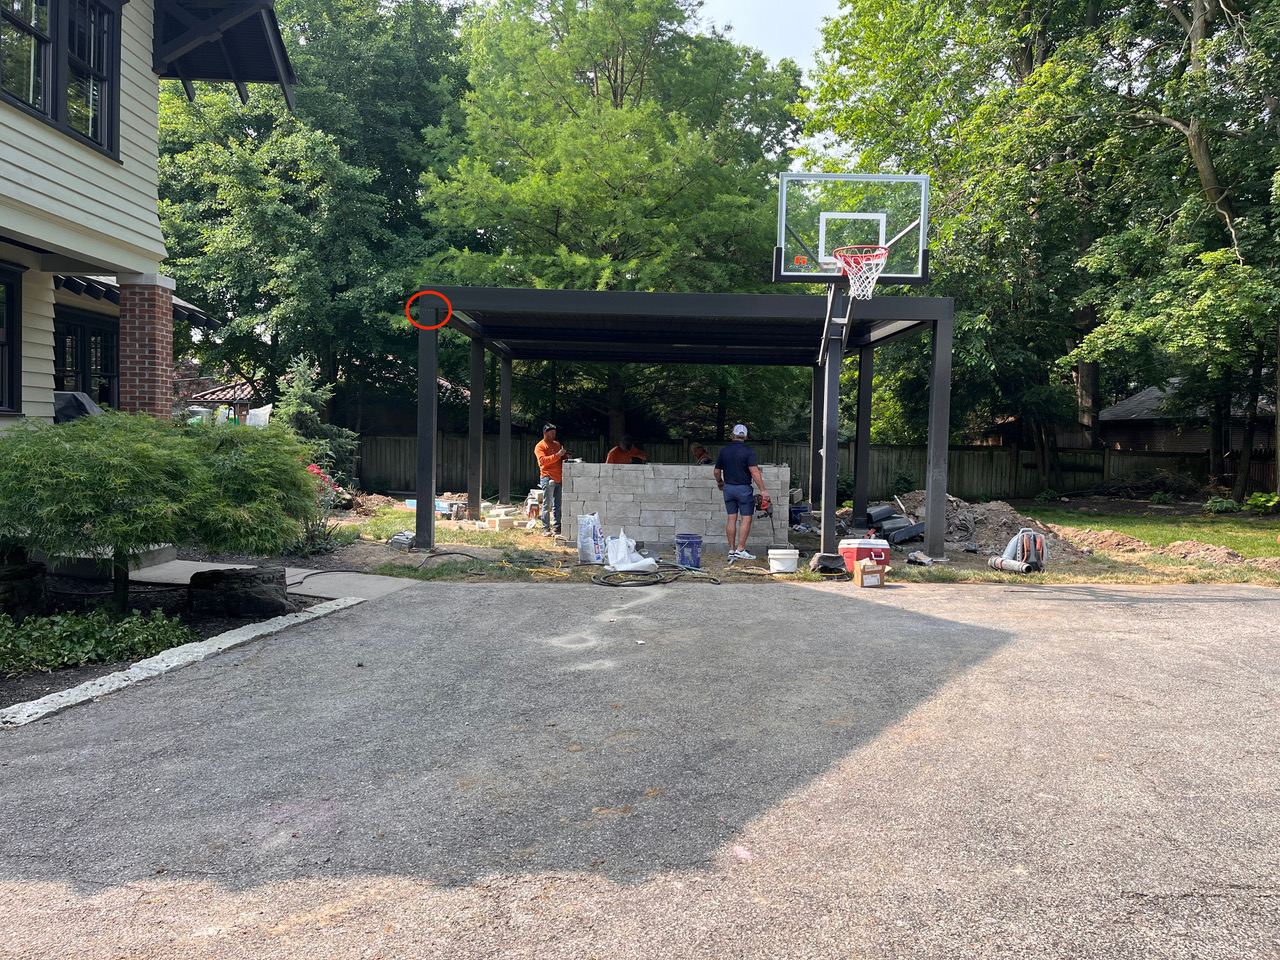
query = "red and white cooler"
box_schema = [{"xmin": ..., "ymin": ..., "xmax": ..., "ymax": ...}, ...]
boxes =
[{"xmin": 838, "ymin": 538, "xmax": 890, "ymax": 568}]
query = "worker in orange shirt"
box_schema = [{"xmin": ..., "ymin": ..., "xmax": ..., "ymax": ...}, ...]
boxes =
[
  {"xmin": 535, "ymin": 423, "xmax": 569, "ymax": 536},
  {"xmin": 605, "ymin": 435, "xmax": 648, "ymax": 465}
]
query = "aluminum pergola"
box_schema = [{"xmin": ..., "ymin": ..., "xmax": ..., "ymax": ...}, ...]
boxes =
[{"xmin": 414, "ymin": 286, "xmax": 954, "ymax": 557}]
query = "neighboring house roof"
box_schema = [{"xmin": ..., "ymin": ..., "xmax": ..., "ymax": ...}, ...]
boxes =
[
  {"xmin": 54, "ymin": 275, "xmax": 220, "ymax": 330},
  {"xmin": 153, "ymin": 0, "xmax": 298, "ymax": 109},
  {"xmin": 1102, "ymin": 378, "xmax": 1275, "ymax": 422},
  {"xmin": 189, "ymin": 381, "xmax": 261, "ymax": 405}
]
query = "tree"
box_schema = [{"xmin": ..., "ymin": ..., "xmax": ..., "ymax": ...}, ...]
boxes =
[
  {"xmin": 0, "ymin": 413, "xmax": 318, "ymax": 611},
  {"xmin": 804, "ymin": 0, "xmax": 1280, "ymax": 493},
  {"xmin": 160, "ymin": 0, "xmax": 468, "ymax": 411},
  {"xmin": 420, "ymin": 0, "xmax": 807, "ymax": 442}
]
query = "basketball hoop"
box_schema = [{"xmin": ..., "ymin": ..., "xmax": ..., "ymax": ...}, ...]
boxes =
[{"xmin": 831, "ymin": 245, "xmax": 889, "ymax": 300}]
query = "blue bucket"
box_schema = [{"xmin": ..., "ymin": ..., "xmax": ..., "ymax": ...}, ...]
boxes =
[{"xmin": 674, "ymin": 533, "xmax": 703, "ymax": 569}]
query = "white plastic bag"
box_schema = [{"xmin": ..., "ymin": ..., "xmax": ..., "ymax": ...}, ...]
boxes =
[
  {"xmin": 605, "ymin": 528, "xmax": 658, "ymax": 573},
  {"xmin": 577, "ymin": 513, "xmax": 605, "ymax": 564}
]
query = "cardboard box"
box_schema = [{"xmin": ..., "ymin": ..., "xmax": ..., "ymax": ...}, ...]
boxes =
[{"xmin": 853, "ymin": 560, "xmax": 888, "ymax": 588}]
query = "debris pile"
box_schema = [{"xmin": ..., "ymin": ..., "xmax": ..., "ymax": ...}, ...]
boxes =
[
  {"xmin": 889, "ymin": 491, "xmax": 1089, "ymax": 562},
  {"xmin": 1045, "ymin": 526, "xmax": 1147, "ymax": 554},
  {"xmin": 1162, "ymin": 540, "xmax": 1245, "ymax": 565}
]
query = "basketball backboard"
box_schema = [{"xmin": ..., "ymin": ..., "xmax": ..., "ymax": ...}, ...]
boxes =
[{"xmin": 774, "ymin": 173, "xmax": 930, "ymax": 285}]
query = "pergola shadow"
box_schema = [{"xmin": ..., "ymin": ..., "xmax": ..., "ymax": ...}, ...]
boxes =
[
  {"xmin": 0, "ymin": 582, "xmax": 1010, "ymax": 892},
  {"xmin": 413, "ymin": 286, "xmax": 955, "ymax": 555}
]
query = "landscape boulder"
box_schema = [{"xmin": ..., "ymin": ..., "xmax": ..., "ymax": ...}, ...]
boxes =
[{"xmin": 188, "ymin": 566, "xmax": 298, "ymax": 618}]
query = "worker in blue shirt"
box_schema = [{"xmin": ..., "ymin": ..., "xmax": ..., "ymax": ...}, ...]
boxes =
[{"xmin": 714, "ymin": 424, "xmax": 769, "ymax": 561}]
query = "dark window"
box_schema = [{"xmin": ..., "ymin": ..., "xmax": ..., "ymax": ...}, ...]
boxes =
[
  {"xmin": 53, "ymin": 311, "xmax": 117, "ymax": 408},
  {"xmin": 0, "ymin": 0, "xmax": 118, "ymax": 154},
  {"xmin": 0, "ymin": 267, "xmax": 20, "ymax": 413},
  {"xmin": 0, "ymin": 0, "xmax": 50, "ymax": 110}
]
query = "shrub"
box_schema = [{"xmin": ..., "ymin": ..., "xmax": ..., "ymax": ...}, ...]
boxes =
[
  {"xmin": 0, "ymin": 412, "xmax": 317, "ymax": 610},
  {"xmin": 1204, "ymin": 496, "xmax": 1241, "ymax": 514},
  {"xmin": 1150, "ymin": 491, "xmax": 1174, "ymax": 505},
  {"xmin": 834, "ymin": 470, "xmax": 857, "ymax": 505},
  {"xmin": 891, "ymin": 469, "xmax": 918, "ymax": 496},
  {"xmin": 276, "ymin": 356, "xmax": 358, "ymax": 483},
  {"xmin": 1035, "ymin": 488, "xmax": 1059, "ymax": 504},
  {"xmin": 1246, "ymin": 492, "xmax": 1280, "ymax": 515},
  {"xmin": 0, "ymin": 608, "xmax": 198, "ymax": 676}
]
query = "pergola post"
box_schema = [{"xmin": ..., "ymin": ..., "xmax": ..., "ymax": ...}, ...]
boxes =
[
  {"xmin": 820, "ymin": 327, "xmax": 844, "ymax": 556},
  {"xmin": 924, "ymin": 312, "xmax": 954, "ymax": 557},
  {"xmin": 853, "ymin": 344, "xmax": 874, "ymax": 525},
  {"xmin": 499, "ymin": 357, "xmax": 512, "ymax": 504},
  {"xmin": 808, "ymin": 365, "xmax": 822, "ymax": 505},
  {"xmin": 415, "ymin": 316, "xmax": 438, "ymax": 549},
  {"xmin": 468, "ymin": 339, "xmax": 485, "ymax": 520}
]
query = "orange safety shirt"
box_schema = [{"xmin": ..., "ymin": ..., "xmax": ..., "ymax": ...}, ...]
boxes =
[
  {"xmin": 535, "ymin": 438, "xmax": 565, "ymax": 483},
  {"xmin": 605, "ymin": 446, "xmax": 648, "ymax": 464}
]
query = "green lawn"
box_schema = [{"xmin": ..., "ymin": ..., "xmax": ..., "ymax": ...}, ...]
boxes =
[{"xmin": 1021, "ymin": 505, "xmax": 1280, "ymax": 558}]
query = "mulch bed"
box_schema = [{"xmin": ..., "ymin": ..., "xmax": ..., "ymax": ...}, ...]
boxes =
[{"xmin": 0, "ymin": 573, "xmax": 320, "ymax": 712}]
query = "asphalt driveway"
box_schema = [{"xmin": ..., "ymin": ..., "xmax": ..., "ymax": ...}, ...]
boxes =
[{"xmin": 1, "ymin": 581, "xmax": 1277, "ymax": 959}]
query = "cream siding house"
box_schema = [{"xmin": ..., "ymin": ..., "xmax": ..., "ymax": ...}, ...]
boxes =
[{"xmin": 1, "ymin": 0, "xmax": 294, "ymax": 425}]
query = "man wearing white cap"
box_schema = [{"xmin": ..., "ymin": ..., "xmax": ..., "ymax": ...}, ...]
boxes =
[{"xmin": 713, "ymin": 424, "xmax": 769, "ymax": 560}]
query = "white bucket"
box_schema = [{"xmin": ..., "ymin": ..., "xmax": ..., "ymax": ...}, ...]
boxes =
[{"xmin": 768, "ymin": 548, "xmax": 799, "ymax": 574}]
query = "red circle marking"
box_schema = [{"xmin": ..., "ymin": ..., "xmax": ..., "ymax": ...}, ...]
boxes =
[{"xmin": 406, "ymin": 291, "xmax": 452, "ymax": 330}]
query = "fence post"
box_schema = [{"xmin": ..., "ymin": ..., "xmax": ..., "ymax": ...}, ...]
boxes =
[
  {"xmin": 1008, "ymin": 443, "xmax": 1019, "ymax": 499},
  {"xmin": 1103, "ymin": 446, "xmax": 1111, "ymax": 483}
]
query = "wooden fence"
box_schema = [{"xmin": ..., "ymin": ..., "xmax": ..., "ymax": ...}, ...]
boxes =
[{"xmin": 358, "ymin": 435, "xmax": 1273, "ymax": 501}]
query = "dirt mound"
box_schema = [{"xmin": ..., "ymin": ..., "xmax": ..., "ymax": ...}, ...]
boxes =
[
  {"xmin": 889, "ymin": 491, "xmax": 1088, "ymax": 562},
  {"xmin": 1245, "ymin": 556, "xmax": 1280, "ymax": 571},
  {"xmin": 349, "ymin": 492, "xmax": 403, "ymax": 516},
  {"xmin": 1160, "ymin": 540, "xmax": 1245, "ymax": 565},
  {"xmin": 1047, "ymin": 526, "xmax": 1151, "ymax": 554}
]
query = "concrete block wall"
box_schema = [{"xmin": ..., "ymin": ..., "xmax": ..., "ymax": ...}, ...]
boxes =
[{"xmin": 562, "ymin": 463, "xmax": 791, "ymax": 556}]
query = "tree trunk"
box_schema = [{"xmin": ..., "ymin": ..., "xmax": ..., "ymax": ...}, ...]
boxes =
[
  {"xmin": 1231, "ymin": 348, "xmax": 1266, "ymax": 502},
  {"xmin": 715, "ymin": 384, "xmax": 727, "ymax": 442},
  {"xmin": 1031, "ymin": 420, "xmax": 1049, "ymax": 490},
  {"xmin": 1208, "ymin": 399, "xmax": 1226, "ymax": 486},
  {"xmin": 1077, "ymin": 359, "xmax": 1101, "ymax": 449},
  {"xmin": 607, "ymin": 366, "xmax": 626, "ymax": 440},
  {"xmin": 112, "ymin": 550, "xmax": 130, "ymax": 614}
]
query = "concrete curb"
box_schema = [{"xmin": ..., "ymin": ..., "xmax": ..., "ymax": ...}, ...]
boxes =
[{"xmin": 0, "ymin": 597, "xmax": 365, "ymax": 730}]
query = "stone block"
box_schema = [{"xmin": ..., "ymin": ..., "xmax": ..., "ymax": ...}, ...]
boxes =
[
  {"xmin": 610, "ymin": 470, "xmax": 647, "ymax": 489},
  {"xmin": 571, "ymin": 462, "xmax": 600, "ymax": 478},
  {"xmin": 189, "ymin": 566, "xmax": 298, "ymax": 618},
  {"xmin": 640, "ymin": 510, "xmax": 676, "ymax": 527},
  {"xmin": 643, "ymin": 479, "xmax": 679, "ymax": 497},
  {"xmin": 572, "ymin": 477, "xmax": 601, "ymax": 494},
  {"xmin": 651, "ymin": 465, "xmax": 689, "ymax": 480}
]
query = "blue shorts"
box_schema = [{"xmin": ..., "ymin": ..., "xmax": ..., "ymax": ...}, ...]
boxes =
[{"xmin": 723, "ymin": 483, "xmax": 755, "ymax": 515}]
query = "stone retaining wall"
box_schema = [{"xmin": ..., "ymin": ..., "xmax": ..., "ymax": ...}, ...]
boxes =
[{"xmin": 562, "ymin": 463, "xmax": 791, "ymax": 555}]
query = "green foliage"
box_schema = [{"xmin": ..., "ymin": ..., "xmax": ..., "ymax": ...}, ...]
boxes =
[
  {"xmin": 159, "ymin": 0, "xmax": 468, "ymax": 400},
  {"xmin": 1246, "ymin": 492, "xmax": 1280, "ymax": 515},
  {"xmin": 0, "ymin": 609, "xmax": 198, "ymax": 677},
  {"xmin": 891, "ymin": 469, "xmax": 918, "ymax": 496},
  {"xmin": 1204, "ymin": 496, "xmax": 1241, "ymax": 514},
  {"xmin": 1150, "ymin": 491, "xmax": 1174, "ymax": 505},
  {"xmin": 834, "ymin": 471, "xmax": 858, "ymax": 505},
  {"xmin": 276, "ymin": 355, "xmax": 359, "ymax": 481},
  {"xmin": 184, "ymin": 422, "xmax": 319, "ymax": 554},
  {"xmin": 0, "ymin": 412, "xmax": 318, "ymax": 608},
  {"xmin": 1035, "ymin": 489, "xmax": 1060, "ymax": 504}
]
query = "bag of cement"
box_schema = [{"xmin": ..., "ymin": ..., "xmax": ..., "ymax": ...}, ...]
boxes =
[
  {"xmin": 605, "ymin": 528, "xmax": 658, "ymax": 573},
  {"xmin": 577, "ymin": 513, "xmax": 605, "ymax": 564}
]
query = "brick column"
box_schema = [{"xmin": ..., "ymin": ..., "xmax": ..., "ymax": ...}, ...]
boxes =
[{"xmin": 116, "ymin": 273, "xmax": 175, "ymax": 418}]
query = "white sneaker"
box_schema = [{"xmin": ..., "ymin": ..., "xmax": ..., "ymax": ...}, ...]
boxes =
[{"xmin": 734, "ymin": 549, "xmax": 756, "ymax": 561}]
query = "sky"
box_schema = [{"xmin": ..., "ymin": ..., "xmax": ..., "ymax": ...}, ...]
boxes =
[{"xmin": 695, "ymin": 0, "xmax": 843, "ymax": 75}]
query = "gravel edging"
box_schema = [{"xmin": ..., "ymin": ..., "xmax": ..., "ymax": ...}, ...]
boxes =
[{"xmin": 0, "ymin": 596, "xmax": 365, "ymax": 729}]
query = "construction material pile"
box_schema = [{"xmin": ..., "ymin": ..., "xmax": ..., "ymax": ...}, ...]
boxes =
[
  {"xmin": 889, "ymin": 491, "xmax": 1090, "ymax": 562},
  {"xmin": 1048, "ymin": 526, "xmax": 1280, "ymax": 570}
]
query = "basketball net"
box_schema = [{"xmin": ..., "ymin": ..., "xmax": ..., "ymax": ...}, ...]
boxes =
[{"xmin": 832, "ymin": 245, "xmax": 889, "ymax": 300}]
